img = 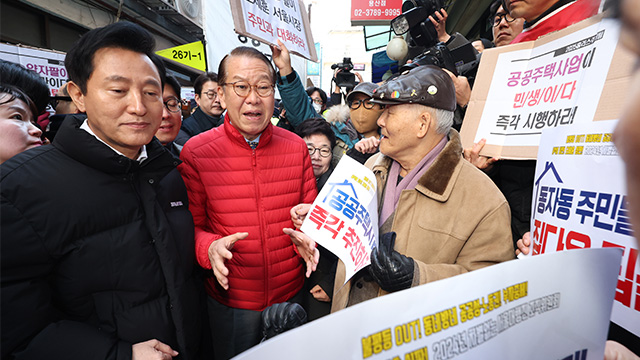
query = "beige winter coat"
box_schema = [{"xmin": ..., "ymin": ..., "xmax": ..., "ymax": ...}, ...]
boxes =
[{"xmin": 331, "ymin": 129, "xmax": 515, "ymax": 312}]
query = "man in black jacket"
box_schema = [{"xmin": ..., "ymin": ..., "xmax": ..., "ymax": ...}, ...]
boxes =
[
  {"xmin": 1, "ymin": 22, "xmax": 206, "ymax": 360},
  {"xmin": 174, "ymin": 72, "xmax": 224, "ymax": 145}
]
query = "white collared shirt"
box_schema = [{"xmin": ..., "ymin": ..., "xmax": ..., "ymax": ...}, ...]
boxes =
[{"xmin": 80, "ymin": 119, "xmax": 148, "ymax": 162}]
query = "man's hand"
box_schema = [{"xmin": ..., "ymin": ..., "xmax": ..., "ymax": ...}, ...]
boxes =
[
  {"xmin": 442, "ymin": 68, "xmax": 471, "ymax": 108},
  {"xmin": 354, "ymin": 71, "xmax": 364, "ymax": 84},
  {"xmin": 428, "ymin": 8, "xmax": 451, "ymax": 43},
  {"xmin": 283, "ymin": 228, "xmax": 319, "ymax": 277},
  {"xmin": 208, "ymin": 232, "xmax": 249, "ymax": 290},
  {"xmin": 132, "ymin": 339, "xmax": 178, "ymax": 360},
  {"xmin": 270, "ymin": 39, "xmax": 293, "ymax": 77},
  {"xmin": 369, "ymin": 232, "xmax": 414, "ymax": 292},
  {"xmin": 515, "ymin": 232, "xmax": 531, "ymax": 257},
  {"xmin": 290, "ymin": 203, "xmax": 311, "ymax": 229},
  {"xmin": 354, "ymin": 136, "xmax": 380, "ymax": 154},
  {"xmin": 463, "ymin": 138, "xmax": 499, "ymax": 171},
  {"xmin": 310, "ymin": 285, "xmax": 331, "ymax": 302}
]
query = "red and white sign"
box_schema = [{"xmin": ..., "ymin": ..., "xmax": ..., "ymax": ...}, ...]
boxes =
[{"xmin": 351, "ymin": 0, "xmax": 402, "ymax": 26}]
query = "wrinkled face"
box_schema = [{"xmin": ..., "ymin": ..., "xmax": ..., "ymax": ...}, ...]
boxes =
[
  {"xmin": 377, "ymin": 104, "xmax": 422, "ymax": 161},
  {"xmin": 218, "ymin": 56, "xmax": 275, "ymax": 141},
  {"xmin": 69, "ymin": 47, "xmax": 163, "ymax": 159},
  {"xmin": 505, "ymin": 0, "xmax": 557, "ymax": 22},
  {"xmin": 493, "ymin": 5, "xmax": 525, "ymax": 47},
  {"xmin": 349, "ymin": 93, "xmax": 384, "ymax": 135},
  {"xmin": 304, "ymin": 133, "xmax": 332, "ymax": 177},
  {"xmin": 156, "ymin": 84, "xmax": 182, "ymax": 145},
  {"xmin": 613, "ymin": 0, "xmax": 640, "ymax": 237},
  {"xmin": 195, "ymin": 80, "xmax": 224, "ymax": 117},
  {"xmin": 0, "ymin": 94, "xmax": 42, "ymax": 164}
]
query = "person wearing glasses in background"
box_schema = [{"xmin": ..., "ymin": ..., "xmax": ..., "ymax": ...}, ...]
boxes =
[
  {"xmin": 156, "ymin": 75, "xmax": 184, "ymax": 156},
  {"xmin": 175, "ymin": 72, "xmax": 224, "ymax": 146},
  {"xmin": 306, "ymin": 86, "xmax": 327, "ymax": 115},
  {"xmin": 47, "ymin": 82, "xmax": 85, "ymax": 142},
  {"xmin": 490, "ymin": 0, "xmax": 524, "ymax": 47},
  {"xmin": 178, "ymin": 46, "xmax": 318, "ymax": 359},
  {"xmin": 293, "ymin": 117, "xmax": 339, "ymax": 321}
]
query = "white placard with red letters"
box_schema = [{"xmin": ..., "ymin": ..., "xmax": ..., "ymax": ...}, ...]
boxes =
[{"xmin": 301, "ymin": 155, "xmax": 379, "ymax": 284}]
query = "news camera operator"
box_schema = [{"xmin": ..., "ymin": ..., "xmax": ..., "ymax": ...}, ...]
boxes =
[
  {"xmin": 387, "ymin": 1, "xmax": 479, "ymax": 131},
  {"xmin": 328, "ymin": 58, "xmax": 363, "ymax": 108}
]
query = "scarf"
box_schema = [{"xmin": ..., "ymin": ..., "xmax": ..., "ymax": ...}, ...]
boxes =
[{"xmin": 379, "ymin": 136, "xmax": 448, "ymax": 225}]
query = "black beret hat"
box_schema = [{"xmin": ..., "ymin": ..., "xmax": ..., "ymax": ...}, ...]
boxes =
[{"xmin": 371, "ymin": 65, "xmax": 456, "ymax": 111}]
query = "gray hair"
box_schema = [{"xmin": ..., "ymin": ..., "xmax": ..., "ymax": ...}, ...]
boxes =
[
  {"xmin": 433, "ymin": 108, "xmax": 453, "ymax": 135},
  {"xmin": 411, "ymin": 104, "xmax": 453, "ymax": 135}
]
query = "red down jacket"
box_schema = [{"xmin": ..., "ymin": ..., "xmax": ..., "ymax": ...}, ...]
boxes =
[{"xmin": 179, "ymin": 114, "xmax": 317, "ymax": 311}]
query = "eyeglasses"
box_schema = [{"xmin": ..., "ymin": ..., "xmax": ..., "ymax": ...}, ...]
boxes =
[
  {"xmin": 164, "ymin": 96, "xmax": 181, "ymax": 113},
  {"xmin": 203, "ymin": 90, "xmax": 217, "ymax": 100},
  {"xmin": 349, "ymin": 99, "xmax": 382, "ymax": 110},
  {"xmin": 492, "ymin": 12, "xmax": 516, "ymax": 27},
  {"xmin": 311, "ymin": 97, "xmax": 324, "ymax": 105},
  {"xmin": 307, "ymin": 146, "xmax": 332, "ymax": 158},
  {"xmin": 49, "ymin": 95, "xmax": 72, "ymax": 109},
  {"xmin": 222, "ymin": 81, "xmax": 275, "ymax": 98}
]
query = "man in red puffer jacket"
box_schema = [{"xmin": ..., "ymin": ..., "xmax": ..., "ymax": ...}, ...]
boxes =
[{"xmin": 179, "ymin": 46, "xmax": 318, "ymax": 360}]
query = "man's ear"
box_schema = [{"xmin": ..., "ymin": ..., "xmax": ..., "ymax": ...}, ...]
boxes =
[
  {"xmin": 194, "ymin": 93, "xmax": 202, "ymax": 107},
  {"xmin": 66, "ymin": 81, "xmax": 86, "ymax": 113},
  {"xmin": 417, "ymin": 110, "xmax": 432, "ymax": 138},
  {"xmin": 217, "ymin": 86, "xmax": 227, "ymax": 109}
]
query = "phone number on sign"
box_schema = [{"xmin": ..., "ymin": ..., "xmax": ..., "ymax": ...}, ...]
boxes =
[{"xmin": 353, "ymin": 8, "xmax": 401, "ymax": 17}]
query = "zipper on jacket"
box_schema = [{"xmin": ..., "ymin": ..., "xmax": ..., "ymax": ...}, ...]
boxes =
[{"xmin": 252, "ymin": 148, "xmax": 268, "ymax": 308}]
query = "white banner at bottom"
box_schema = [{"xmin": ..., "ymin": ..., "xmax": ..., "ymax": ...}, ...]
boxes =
[{"xmin": 235, "ymin": 248, "xmax": 621, "ymax": 360}]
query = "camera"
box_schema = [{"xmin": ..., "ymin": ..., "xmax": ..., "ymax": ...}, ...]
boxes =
[
  {"xmin": 391, "ymin": 0, "xmax": 445, "ymax": 49},
  {"xmin": 391, "ymin": 0, "xmax": 480, "ymax": 84},
  {"xmin": 399, "ymin": 39, "xmax": 480, "ymax": 80},
  {"xmin": 331, "ymin": 57, "xmax": 357, "ymax": 89}
]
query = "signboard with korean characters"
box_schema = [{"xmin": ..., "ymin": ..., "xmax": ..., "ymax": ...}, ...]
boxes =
[
  {"xmin": 0, "ymin": 43, "xmax": 68, "ymax": 96},
  {"xmin": 300, "ymin": 155, "xmax": 379, "ymax": 284},
  {"xmin": 156, "ymin": 41, "xmax": 207, "ymax": 72},
  {"xmin": 235, "ymin": 248, "xmax": 621, "ymax": 360},
  {"xmin": 229, "ymin": 0, "xmax": 318, "ymax": 61},
  {"xmin": 460, "ymin": 14, "xmax": 636, "ymax": 159},
  {"xmin": 351, "ymin": 0, "xmax": 402, "ymax": 26},
  {"xmin": 526, "ymin": 119, "xmax": 639, "ymax": 338}
]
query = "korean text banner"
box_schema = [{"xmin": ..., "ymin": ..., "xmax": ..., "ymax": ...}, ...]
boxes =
[
  {"xmin": 234, "ymin": 248, "xmax": 621, "ymax": 360},
  {"xmin": 0, "ymin": 43, "xmax": 67, "ymax": 96},
  {"xmin": 229, "ymin": 0, "xmax": 318, "ymax": 62},
  {"xmin": 529, "ymin": 119, "xmax": 639, "ymax": 337},
  {"xmin": 460, "ymin": 14, "xmax": 635, "ymax": 159},
  {"xmin": 300, "ymin": 155, "xmax": 379, "ymax": 284}
]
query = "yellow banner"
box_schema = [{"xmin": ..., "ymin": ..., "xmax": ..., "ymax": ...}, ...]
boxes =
[{"xmin": 156, "ymin": 41, "xmax": 206, "ymax": 72}]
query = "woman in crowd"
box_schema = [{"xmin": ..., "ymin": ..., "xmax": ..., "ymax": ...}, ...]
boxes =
[
  {"xmin": 0, "ymin": 85, "xmax": 43, "ymax": 164},
  {"xmin": 295, "ymin": 117, "xmax": 338, "ymax": 320}
]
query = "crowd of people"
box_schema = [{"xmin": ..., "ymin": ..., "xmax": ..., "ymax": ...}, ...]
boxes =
[{"xmin": 1, "ymin": 0, "xmax": 639, "ymax": 359}]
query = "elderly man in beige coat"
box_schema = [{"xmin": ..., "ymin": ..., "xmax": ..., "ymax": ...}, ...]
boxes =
[{"xmin": 330, "ymin": 65, "xmax": 515, "ymax": 312}]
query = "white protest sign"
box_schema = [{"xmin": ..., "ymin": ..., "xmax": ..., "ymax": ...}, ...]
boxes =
[
  {"xmin": 530, "ymin": 120, "xmax": 639, "ymax": 337},
  {"xmin": 235, "ymin": 248, "xmax": 621, "ymax": 360},
  {"xmin": 229, "ymin": 0, "xmax": 318, "ymax": 61},
  {"xmin": 0, "ymin": 43, "xmax": 68, "ymax": 96},
  {"xmin": 203, "ymin": 0, "xmax": 307, "ymax": 93},
  {"xmin": 301, "ymin": 155, "xmax": 378, "ymax": 284},
  {"xmin": 460, "ymin": 14, "xmax": 635, "ymax": 159}
]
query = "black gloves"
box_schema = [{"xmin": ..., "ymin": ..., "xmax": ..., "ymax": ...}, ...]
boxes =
[
  {"xmin": 369, "ymin": 231, "xmax": 414, "ymax": 292},
  {"xmin": 261, "ymin": 302, "xmax": 307, "ymax": 341}
]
